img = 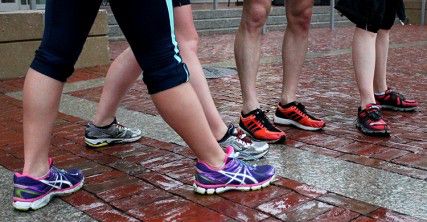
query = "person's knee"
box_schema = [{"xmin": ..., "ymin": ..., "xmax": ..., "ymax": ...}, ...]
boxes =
[
  {"xmin": 242, "ymin": 1, "xmax": 270, "ymax": 33},
  {"xmin": 287, "ymin": 6, "xmax": 312, "ymax": 34},
  {"xmin": 30, "ymin": 46, "xmax": 78, "ymax": 82}
]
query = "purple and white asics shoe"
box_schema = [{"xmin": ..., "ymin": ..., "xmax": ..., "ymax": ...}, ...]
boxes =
[
  {"xmin": 194, "ymin": 147, "xmax": 275, "ymax": 194},
  {"xmin": 13, "ymin": 158, "xmax": 84, "ymax": 211}
]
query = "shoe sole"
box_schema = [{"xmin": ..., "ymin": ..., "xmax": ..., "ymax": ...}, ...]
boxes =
[
  {"xmin": 193, "ymin": 175, "xmax": 275, "ymax": 195},
  {"xmin": 85, "ymin": 135, "xmax": 142, "ymax": 148},
  {"xmin": 13, "ymin": 178, "xmax": 84, "ymax": 211},
  {"xmin": 273, "ymin": 116, "xmax": 324, "ymax": 131},
  {"xmin": 356, "ymin": 123, "xmax": 390, "ymax": 137},
  {"xmin": 380, "ymin": 105, "xmax": 417, "ymax": 112},
  {"xmin": 237, "ymin": 150, "xmax": 269, "ymax": 161},
  {"xmin": 238, "ymin": 127, "xmax": 286, "ymax": 144}
]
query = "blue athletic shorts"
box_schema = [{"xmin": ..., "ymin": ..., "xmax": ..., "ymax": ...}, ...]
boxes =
[
  {"xmin": 31, "ymin": 0, "xmax": 189, "ymax": 94},
  {"xmin": 173, "ymin": 0, "xmax": 190, "ymax": 7}
]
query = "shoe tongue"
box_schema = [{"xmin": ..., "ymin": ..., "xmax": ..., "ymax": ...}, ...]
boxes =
[
  {"xmin": 217, "ymin": 124, "xmax": 235, "ymax": 143},
  {"xmin": 228, "ymin": 124, "xmax": 237, "ymax": 135},
  {"xmin": 366, "ymin": 103, "xmax": 381, "ymax": 110}
]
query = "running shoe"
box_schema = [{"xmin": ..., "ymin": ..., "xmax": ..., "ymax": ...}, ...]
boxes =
[
  {"xmin": 273, "ymin": 102, "xmax": 325, "ymax": 131},
  {"xmin": 13, "ymin": 158, "xmax": 84, "ymax": 211},
  {"xmin": 193, "ymin": 147, "xmax": 276, "ymax": 194},
  {"xmin": 375, "ymin": 88, "xmax": 418, "ymax": 112},
  {"xmin": 356, "ymin": 104, "xmax": 390, "ymax": 137},
  {"xmin": 85, "ymin": 118, "xmax": 142, "ymax": 147},
  {"xmin": 218, "ymin": 124, "xmax": 269, "ymax": 161},
  {"xmin": 239, "ymin": 109, "xmax": 286, "ymax": 143}
]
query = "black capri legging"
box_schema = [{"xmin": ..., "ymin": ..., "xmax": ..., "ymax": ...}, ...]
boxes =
[{"xmin": 31, "ymin": 0, "xmax": 189, "ymax": 94}]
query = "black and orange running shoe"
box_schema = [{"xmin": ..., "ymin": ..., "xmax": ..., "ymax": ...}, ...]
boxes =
[
  {"xmin": 273, "ymin": 102, "xmax": 325, "ymax": 131},
  {"xmin": 356, "ymin": 104, "xmax": 390, "ymax": 137},
  {"xmin": 375, "ymin": 88, "xmax": 418, "ymax": 112},
  {"xmin": 239, "ymin": 109, "xmax": 286, "ymax": 143}
]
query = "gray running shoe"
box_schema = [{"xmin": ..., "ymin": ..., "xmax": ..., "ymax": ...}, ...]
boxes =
[
  {"xmin": 84, "ymin": 118, "xmax": 142, "ymax": 147},
  {"xmin": 218, "ymin": 124, "xmax": 269, "ymax": 161}
]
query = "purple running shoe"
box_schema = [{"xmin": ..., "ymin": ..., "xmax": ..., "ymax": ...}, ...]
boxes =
[
  {"xmin": 193, "ymin": 147, "xmax": 276, "ymax": 194},
  {"xmin": 13, "ymin": 158, "xmax": 84, "ymax": 211}
]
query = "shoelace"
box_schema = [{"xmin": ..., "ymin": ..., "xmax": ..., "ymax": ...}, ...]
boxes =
[
  {"xmin": 114, "ymin": 122, "xmax": 127, "ymax": 131},
  {"xmin": 365, "ymin": 107, "xmax": 384, "ymax": 124},
  {"xmin": 254, "ymin": 110, "xmax": 278, "ymax": 131},
  {"xmin": 295, "ymin": 103, "xmax": 308, "ymax": 118},
  {"xmin": 234, "ymin": 129, "xmax": 252, "ymax": 146},
  {"xmin": 295, "ymin": 103, "xmax": 319, "ymax": 120},
  {"xmin": 389, "ymin": 90, "xmax": 406, "ymax": 101}
]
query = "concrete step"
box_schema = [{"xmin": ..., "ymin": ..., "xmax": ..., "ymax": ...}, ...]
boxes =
[
  {"xmin": 192, "ymin": 6, "xmax": 333, "ymax": 20},
  {"xmin": 108, "ymin": 6, "xmax": 350, "ymax": 39},
  {"xmin": 195, "ymin": 20, "xmax": 352, "ymax": 35},
  {"xmin": 194, "ymin": 13, "xmax": 348, "ymax": 30},
  {"xmin": 107, "ymin": 6, "xmax": 336, "ymax": 23}
]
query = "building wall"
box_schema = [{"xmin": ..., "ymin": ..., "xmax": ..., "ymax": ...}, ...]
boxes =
[{"xmin": 0, "ymin": 10, "xmax": 110, "ymax": 80}]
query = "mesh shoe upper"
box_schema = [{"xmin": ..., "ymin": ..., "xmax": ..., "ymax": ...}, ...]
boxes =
[
  {"xmin": 275, "ymin": 102, "xmax": 325, "ymax": 129},
  {"xmin": 375, "ymin": 88, "xmax": 418, "ymax": 110},
  {"xmin": 195, "ymin": 147, "xmax": 275, "ymax": 188},
  {"xmin": 357, "ymin": 104, "xmax": 390, "ymax": 135},
  {"xmin": 85, "ymin": 118, "xmax": 142, "ymax": 140},
  {"xmin": 218, "ymin": 124, "xmax": 269, "ymax": 160},
  {"xmin": 239, "ymin": 109, "xmax": 286, "ymax": 142}
]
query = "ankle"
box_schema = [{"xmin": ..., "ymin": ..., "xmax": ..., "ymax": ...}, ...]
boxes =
[
  {"xmin": 374, "ymin": 86, "xmax": 388, "ymax": 94},
  {"xmin": 374, "ymin": 91, "xmax": 386, "ymax": 96},
  {"xmin": 280, "ymin": 97, "xmax": 296, "ymax": 106},
  {"xmin": 278, "ymin": 101, "xmax": 296, "ymax": 108},
  {"xmin": 201, "ymin": 153, "xmax": 227, "ymax": 170},
  {"xmin": 93, "ymin": 116, "xmax": 115, "ymax": 128},
  {"xmin": 213, "ymin": 124, "xmax": 229, "ymax": 141},
  {"xmin": 23, "ymin": 164, "xmax": 49, "ymax": 178},
  {"xmin": 241, "ymin": 103, "xmax": 260, "ymax": 115}
]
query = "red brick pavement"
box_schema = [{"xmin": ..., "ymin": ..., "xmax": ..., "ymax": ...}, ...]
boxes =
[
  {"xmin": 0, "ymin": 25, "xmax": 426, "ymax": 221},
  {"xmin": 0, "ymin": 94, "xmax": 422, "ymax": 221},
  {"xmin": 70, "ymin": 25, "xmax": 427, "ymax": 180}
]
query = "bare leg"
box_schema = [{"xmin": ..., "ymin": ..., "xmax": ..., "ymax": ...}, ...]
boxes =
[
  {"xmin": 373, "ymin": 29, "xmax": 390, "ymax": 93},
  {"xmin": 353, "ymin": 27, "xmax": 377, "ymax": 107},
  {"xmin": 235, "ymin": 0, "xmax": 271, "ymax": 114},
  {"xmin": 92, "ymin": 5, "xmax": 227, "ymax": 140},
  {"xmin": 174, "ymin": 5, "xmax": 227, "ymax": 140},
  {"xmin": 93, "ymin": 47, "xmax": 141, "ymax": 126},
  {"xmin": 152, "ymin": 83, "xmax": 225, "ymax": 167},
  {"xmin": 22, "ymin": 70, "xmax": 63, "ymax": 177},
  {"xmin": 281, "ymin": 0, "xmax": 313, "ymax": 104}
]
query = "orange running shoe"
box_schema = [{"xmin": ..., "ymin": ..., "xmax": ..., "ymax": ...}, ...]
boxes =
[
  {"xmin": 273, "ymin": 102, "xmax": 325, "ymax": 131},
  {"xmin": 239, "ymin": 109, "xmax": 286, "ymax": 143}
]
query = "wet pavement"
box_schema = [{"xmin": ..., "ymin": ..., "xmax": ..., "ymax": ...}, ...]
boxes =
[{"xmin": 0, "ymin": 25, "xmax": 426, "ymax": 221}]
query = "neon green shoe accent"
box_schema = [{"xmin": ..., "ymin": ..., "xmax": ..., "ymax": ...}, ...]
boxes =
[{"xmin": 14, "ymin": 188, "xmax": 39, "ymax": 198}]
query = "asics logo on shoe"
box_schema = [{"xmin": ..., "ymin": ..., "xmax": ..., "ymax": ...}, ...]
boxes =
[
  {"xmin": 40, "ymin": 174, "xmax": 72, "ymax": 189},
  {"xmin": 219, "ymin": 167, "xmax": 258, "ymax": 185}
]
